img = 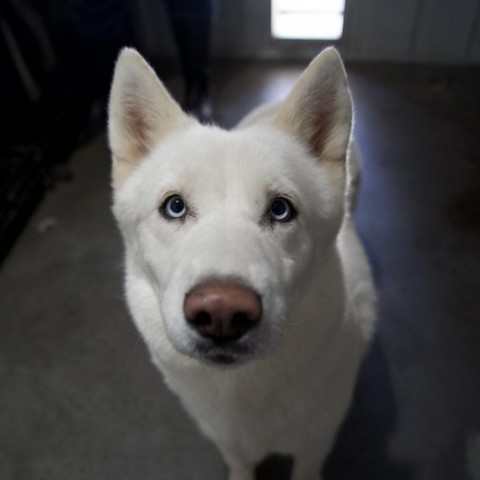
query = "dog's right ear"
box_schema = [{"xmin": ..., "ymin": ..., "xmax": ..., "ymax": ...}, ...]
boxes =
[
  {"xmin": 273, "ymin": 48, "xmax": 352, "ymax": 185},
  {"xmin": 108, "ymin": 48, "xmax": 193, "ymax": 188}
]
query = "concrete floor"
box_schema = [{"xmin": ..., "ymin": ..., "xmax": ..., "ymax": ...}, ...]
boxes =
[{"xmin": 1, "ymin": 60, "xmax": 479, "ymax": 480}]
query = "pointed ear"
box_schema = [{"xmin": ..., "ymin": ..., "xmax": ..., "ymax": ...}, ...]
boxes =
[
  {"xmin": 108, "ymin": 48, "xmax": 193, "ymax": 187},
  {"xmin": 273, "ymin": 48, "xmax": 352, "ymax": 176}
]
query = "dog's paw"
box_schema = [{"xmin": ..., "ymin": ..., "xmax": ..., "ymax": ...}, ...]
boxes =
[
  {"xmin": 228, "ymin": 471, "xmax": 254, "ymax": 480},
  {"xmin": 227, "ymin": 465, "xmax": 255, "ymax": 480}
]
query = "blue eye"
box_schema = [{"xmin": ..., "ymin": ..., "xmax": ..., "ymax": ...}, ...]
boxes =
[
  {"xmin": 162, "ymin": 195, "xmax": 187, "ymax": 219},
  {"xmin": 269, "ymin": 197, "xmax": 295, "ymax": 222}
]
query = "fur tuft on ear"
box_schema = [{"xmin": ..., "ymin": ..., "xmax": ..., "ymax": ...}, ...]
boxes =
[
  {"xmin": 273, "ymin": 47, "xmax": 352, "ymax": 172},
  {"xmin": 108, "ymin": 48, "xmax": 193, "ymax": 187}
]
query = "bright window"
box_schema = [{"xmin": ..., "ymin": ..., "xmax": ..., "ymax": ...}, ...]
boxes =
[{"xmin": 271, "ymin": 0, "xmax": 345, "ymax": 40}]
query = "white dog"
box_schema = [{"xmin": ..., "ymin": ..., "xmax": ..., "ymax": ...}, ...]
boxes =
[{"xmin": 108, "ymin": 47, "xmax": 376, "ymax": 480}]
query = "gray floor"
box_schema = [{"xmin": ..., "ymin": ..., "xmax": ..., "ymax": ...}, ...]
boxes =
[{"xmin": 1, "ymin": 61, "xmax": 479, "ymax": 480}]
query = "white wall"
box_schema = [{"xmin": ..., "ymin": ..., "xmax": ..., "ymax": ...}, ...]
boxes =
[{"xmin": 135, "ymin": 0, "xmax": 480, "ymax": 64}]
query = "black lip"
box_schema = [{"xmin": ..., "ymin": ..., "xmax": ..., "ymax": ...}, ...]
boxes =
[
  {"xmin": 206, "ymin": 353, "xmax": 238, "ymax": 365},
  {"xmin": 193, "ymin": 340, "xmax": 254, "ymax": 366}
]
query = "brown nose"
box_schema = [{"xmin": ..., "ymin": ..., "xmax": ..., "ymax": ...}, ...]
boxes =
[{"xmin": 184, "ymin": 282, "xmax": 262, "ymax": 342}]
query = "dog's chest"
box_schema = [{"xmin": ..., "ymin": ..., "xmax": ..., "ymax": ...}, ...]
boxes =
[
  {"xmin": 155, "ymin": 329, "xmax": 357, "ymax": 456},
  {"xmin": 162, "ymin": 365, "xmax": 306, "ymax": 455}
]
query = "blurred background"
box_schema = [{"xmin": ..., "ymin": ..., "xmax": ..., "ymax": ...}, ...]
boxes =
[{"xmin": 1, "ymin": 1, "xmax": 480, "ymax": 479}]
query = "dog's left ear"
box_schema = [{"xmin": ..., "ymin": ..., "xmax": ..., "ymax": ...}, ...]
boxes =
[{"xmin": 273, "ymin": 48, "xmax": 352, "ymax": 176}]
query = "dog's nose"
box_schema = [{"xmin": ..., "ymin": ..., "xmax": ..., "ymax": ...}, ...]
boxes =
[{"xmin": 184, "ymin": 282, "xmax": 262, "ymax": 342}]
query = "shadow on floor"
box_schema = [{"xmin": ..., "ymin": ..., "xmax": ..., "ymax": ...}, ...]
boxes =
[
  {"xmin": 324, "ymin": 337, "xmax": 413, "ymax": 480},
  {"xmin": 254, "ymin": 338, "xmax": 413, "ymax": 480}
]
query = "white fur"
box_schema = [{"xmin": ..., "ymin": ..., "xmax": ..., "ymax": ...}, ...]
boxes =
[{"xmin": 108, "ymin": 47, "xmax": 376, "ymax": 480}]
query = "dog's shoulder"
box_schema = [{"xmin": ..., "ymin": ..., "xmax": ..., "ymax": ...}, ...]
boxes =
[{"xmin": 337, "ymin": 216, "xmax": 377, "ymax": 341}]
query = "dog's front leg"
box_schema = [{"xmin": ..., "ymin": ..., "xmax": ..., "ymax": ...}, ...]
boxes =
[
  {"xmin": 221, "ymin": 450, "xmax": 254, "ymax": 480},
  {"xmin": 290, "ymin": 450, "xmax": 325, "ymax": 480},
  {"xmin": 227, "ymin": 466, "xmax": 254, "ymax": 480}
]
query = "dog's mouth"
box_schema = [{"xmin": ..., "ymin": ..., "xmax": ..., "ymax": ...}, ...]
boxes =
[{"xmin": 192, "ymin": 339, "xmax": 256, "ymax": 367}]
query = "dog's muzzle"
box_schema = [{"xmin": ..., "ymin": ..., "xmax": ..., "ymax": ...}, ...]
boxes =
[{"xmin": 183, "ymin": 281, "xmax": 262, "ymax": 365}]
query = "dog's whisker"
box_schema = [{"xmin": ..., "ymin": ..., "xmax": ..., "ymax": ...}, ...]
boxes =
[{"xmin": 131, "ymin": 334, "xmax": 144, "ymax": 357}]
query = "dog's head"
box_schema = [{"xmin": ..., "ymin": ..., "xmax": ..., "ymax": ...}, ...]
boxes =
[{"xmin": 109, "ymin": 48, "xmax": 352, "ymax": 367}]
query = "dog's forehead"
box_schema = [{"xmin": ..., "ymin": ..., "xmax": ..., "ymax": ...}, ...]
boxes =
[
  {"xmin": 150, "ymin": 124, "xmax": 315, "ymax": 184},
  {"xmin": 118, "ymin": 123, "xmax": 328, "ymax": 217}
]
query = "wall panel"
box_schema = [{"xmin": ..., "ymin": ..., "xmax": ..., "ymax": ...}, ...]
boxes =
[{"xmin": 135, "ymin": 0, "xmax": 480, "ymax": 64}]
